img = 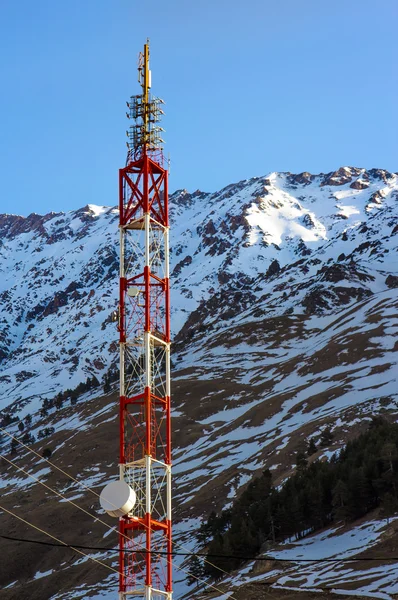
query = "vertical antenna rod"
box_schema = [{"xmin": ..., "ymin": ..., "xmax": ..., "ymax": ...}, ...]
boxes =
[
  {"xmin": 140, "ymin": 42, "xmax": 150, "ymax": 144},
  {"xmin": 101, "ymin": 40, "xmax": 171, "ymax": 600}
]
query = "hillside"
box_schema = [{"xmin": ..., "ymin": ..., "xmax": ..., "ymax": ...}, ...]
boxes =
[{"xmin": 0, "ymin": 166, "xmax": 398, "ymax": 599}]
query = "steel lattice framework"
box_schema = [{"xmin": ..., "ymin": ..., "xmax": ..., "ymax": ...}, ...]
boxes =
[{"xmin": 118, "ymin": 41, "xmax": 171, "ymax": 600}]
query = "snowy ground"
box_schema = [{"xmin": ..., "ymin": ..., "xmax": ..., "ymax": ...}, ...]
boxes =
[{"xmin": 209, "ymin": 519, "xmax": 398, "ymax": 600}]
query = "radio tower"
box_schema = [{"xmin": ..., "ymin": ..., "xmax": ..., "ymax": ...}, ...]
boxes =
[{"xmin": 101, "ymin": 41, "xmax": 172, "ymax": 599}]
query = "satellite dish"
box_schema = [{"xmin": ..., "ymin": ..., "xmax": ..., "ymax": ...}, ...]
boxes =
[
  {"xmin": 127, "ymin": 286, "xmax": 140, "ymax": 298},
  {"xmin": 100, "ymin": 480, "xmax": 136, "ymax": 518}
]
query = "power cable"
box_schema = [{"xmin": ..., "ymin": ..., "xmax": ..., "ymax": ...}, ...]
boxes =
[{"xmin": 1, "ymin": 533, "xmax": 396, "ymax": 563}]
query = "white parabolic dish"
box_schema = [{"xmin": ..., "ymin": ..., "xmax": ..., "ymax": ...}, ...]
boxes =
[{"xmin": 100, "ymin": 480, "xmax": 137, "ymax": 518}]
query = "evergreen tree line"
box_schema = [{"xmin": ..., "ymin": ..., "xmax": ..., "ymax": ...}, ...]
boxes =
[
  {"xmin": 198, "ymin": 418, "xmax": 398, "ymax": 579},
  {"xmin": 0, "ymin": 375, "xmax": 100, "ymax": 456},
  {"xmin": 40, "ymin": 374, "xmax": 100, "ymax": 417},
  {"xmin": 0, "ymin": 374, "xmax": 100, "ymax": 430}
]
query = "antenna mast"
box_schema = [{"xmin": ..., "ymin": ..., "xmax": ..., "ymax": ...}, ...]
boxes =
[
  {"xmin": 101, "ymin": 40, "xmax": 172, "ymax": 600},
  {"xmin": 126, "ymin": 40, "xmax": 165, "ymax": 161}
]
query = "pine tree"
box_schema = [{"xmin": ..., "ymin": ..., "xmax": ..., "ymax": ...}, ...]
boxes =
[
  {"xmin": 346, "ymin": 467, "xmax": 372, "ymax": 520},
  {"xmin": 10, "ymin": 438, "xmax": 18, "ymax": 455},
  {"xmin": 307, "ymin": 437, "xmax": 317, "ymax": 456},
  {"xmin": 42, "ymin": 447, "xmax": 52, "ymax": 459},
  {"xmin": 296, "ymin": 451, "xmax": 308, "ymax": 471},
  {"xmin": 205, "ymin": 535, "xmax": 230, "ymax": 579},
  {"xmin": 54, "ymin": 394, "xmax": 64, "ymax": 410},
  {"xmin": 332, "ymin": 479, "xmax": 349, "ymax": 523},
  {"xmin": 196, "ymin": 510, "xmax": 229, "ymax": 545},
  {"xmin": 91, "ymin": 375, "xmax": 100, "ymax": 388},
  {"xmin": 103, "ymin": 373, "xmax": 111, "ymax": 394},
  {"xmin": 22, "ymin": 432, "xmax": 35, "ymax": 445},
  {"xmin": 186, "ymin": 555, "xmax": 204, "ymax": 587},
  {"xmin": 306, "ymin": 479, "xmax": 325, "ymax": 531},
  {"xmin": 320, "ymin": 427, "xmax": 333, "ymax": 447},
  {"xmin": 228, "ymin": 515, "xmax": 259, "ymax": 560},
  {"xmin": 382, "ymin": 442, "xmax": 397, "ymax": 474}
]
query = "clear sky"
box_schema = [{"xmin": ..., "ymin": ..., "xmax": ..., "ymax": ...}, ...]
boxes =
[{"xmin": 0, "ymin": 0, "xmax": 396, "ymax": 216}]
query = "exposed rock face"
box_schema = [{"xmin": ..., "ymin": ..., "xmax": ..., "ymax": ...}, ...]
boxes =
[
  {"xmin": 386, "ymin": 274, "xmax": 398, "ymax": 288},
  {"xmin": 172, "ymin": 254, "xmax": 193, "ymax": 277},
  {"xmin": 265, "ymin": 259, "xmax": 281, "ymax": 278},
  {"xmin": 321, "ymin": 167, "xmax": 355, "ymax": 186},
  {"xmin": 287, "ymin": 171, "xmax": 314, "ymax": 186},
  {"xmin": 350, "ymin": 179, "xmax": 369, "ymax": 190}
]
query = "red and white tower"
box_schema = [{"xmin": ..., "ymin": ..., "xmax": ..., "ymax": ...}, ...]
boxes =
[{"xmin": 101, "ymin": 41, "xmax": 172, "ymax": 600}]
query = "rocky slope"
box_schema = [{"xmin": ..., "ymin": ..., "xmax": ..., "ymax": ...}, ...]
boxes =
[{"xmin": 1, "ymin": 166, "xmax": 398, "ymax": 599}]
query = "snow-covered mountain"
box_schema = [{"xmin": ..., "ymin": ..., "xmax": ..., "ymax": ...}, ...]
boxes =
[
  {"xmin": 1, "ymin": 166, "xmax": 397, "ymax": 414},
  {"xmin": 1, "ymin": 166, "xmax": 398, "ymax": 600}
]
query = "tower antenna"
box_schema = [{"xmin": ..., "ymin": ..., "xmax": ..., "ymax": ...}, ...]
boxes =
[{"xmin": 101, "ymin": 39, "xmax": 172, "ymax": 600}]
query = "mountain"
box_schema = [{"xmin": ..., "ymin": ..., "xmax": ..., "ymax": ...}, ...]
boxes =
[{"xmin": 0, "ymin": 166, "xmax": 398, "ymax": 599}]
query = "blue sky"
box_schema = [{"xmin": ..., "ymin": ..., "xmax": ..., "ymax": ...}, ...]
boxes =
[{"xmin": 0, "ymin": 0, "xmax": 396, "ymax": 216}]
